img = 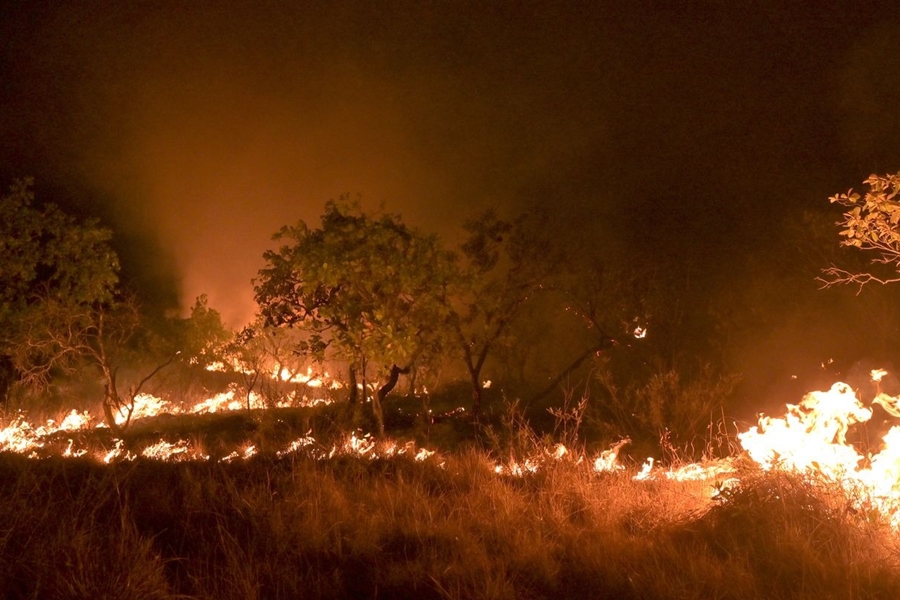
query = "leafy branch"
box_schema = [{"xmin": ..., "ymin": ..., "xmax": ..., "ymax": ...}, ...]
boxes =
[{"xmin": 820, "ymin": 172, "xmax": 900, "ymax": 290}]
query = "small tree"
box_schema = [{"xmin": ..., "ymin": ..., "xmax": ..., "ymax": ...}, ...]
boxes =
[
  {"xmin": 448, "ymin": 207, "xmax": 564, "ymax": 417},
  {"xmin": 255, "ymin": 198, "xmax": 454, "ymax": 434},
  {"xmin": 526, "ymin": 256, "xmax": 649, "ymax": 405},
  {"xmin": 0, "ymin": 177, "xmax": 119, "ymax": 406},
  {"xmin": 821, "ymin": 172, "xmax": 900, "ymax": 288},
  {"xmin": 11, "ymin": 292, "xmax": 181, "ymax": 431},
  {"xmin": 160, "ymin": 295, "xmax": 234, "ymax": 405},
  {"xmin": 223, "ymin": 323, "xmax": 309, "ymax": 409},
  {"xmin": 175, "ymin": 295, "xmax": 233, "ymax": 367}
]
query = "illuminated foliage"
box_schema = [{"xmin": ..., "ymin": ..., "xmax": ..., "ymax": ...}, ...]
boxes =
[
  {"xmin": 0, "ymin": 179, "xmax": 227, "ymax": 429},
  {"xmin": 175, "ymin": 294, "xmax": 232, "ymax": 367},
  {"xmin": 154, "ymin": 295, "xmax": 235, "ymax": 406},
  {"xmin": 222, "ymin": 322, "xmax": 310, "ymax": 410},
  {"xmin": 823, "ymin": 172, "xmax": 900, "ymax": 287},
  {"xmin": 0, "ymin": 178, "xmax": 119, "ymax": 314},
  {"xmin": 0, "ymin": 178, "xmax": 120, "ymax": 402},
  {"xmin": 255, "ymin": 198, "xmax": 454, "ymax": 433}
]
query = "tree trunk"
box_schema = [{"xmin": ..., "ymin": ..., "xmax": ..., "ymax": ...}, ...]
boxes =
[
  {"xmin": 359, "ymin": 356, "xmax": 386, "ymax": 434},
  {"xmin": 371, "ymin": 392, "xmax": 385, "ymax": 436},
  {"xmin": 244, "ymin": 371, "xmax": 259, "ymax": 412},
  {"xmin": 101, "ymin": 365, "xmax": 126, "ymax": 434},
  {"xmin": 372, "ymin": 363, "xmax": 411, "ymax": 437},
  {"xmin": 360, "ymin": 356, "xmax": 367, "ymax": 405},
  {"xmin": 348, "ymin": 363, "xmax": 358, "ymax": 405},
  {"xmin": 377, "ymin": 364, "xmax": 410, "ymax": 405},
  {"xmin": 0, "ymin": 355, "xmax": 14, "ymax": 406},
  {"xmin": 406, "ymin": 366, "xmax": 418, "ymax": 396},
  {"xmin": 470, "ymin": 369, "xmax": 484, "ymax": 420}
]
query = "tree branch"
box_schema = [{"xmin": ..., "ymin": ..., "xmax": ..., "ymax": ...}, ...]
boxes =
[{"xmin": 817, "ymin": 266, "xmax": 900, "ymax": 293}]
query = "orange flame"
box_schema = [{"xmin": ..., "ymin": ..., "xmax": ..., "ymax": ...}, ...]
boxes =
[{"xmin": 5, "ymin": 365, "xmax": 900, "ymax": 528}]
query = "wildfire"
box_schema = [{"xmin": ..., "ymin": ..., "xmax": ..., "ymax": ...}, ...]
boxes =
[
  {"xmin": 737, "ymin": 373, "xmax": 900, "ymax": 528},
  {"xmin": 738, "ymin": 382, "xmax": 870, "ymax": 477},
  {"xmin": 141, "ymin": 439, "xmax": 206, "ymax": 462},
  {"xmin": 6, "ymin": 364, "xmax": 900, "ymax": 527},
  {"xmin": 0, "ymin": 361, "xmax": 337, "ymax": 461}
]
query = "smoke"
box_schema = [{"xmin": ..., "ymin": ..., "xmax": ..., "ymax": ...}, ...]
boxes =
[{"xmin": 0, "ymin": 2, "xmax": 619, "ymax": 325}]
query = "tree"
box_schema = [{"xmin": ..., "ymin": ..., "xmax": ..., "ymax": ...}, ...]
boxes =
[
  {"xmin": 174, "ymin": 295, "xmax": 233, "ymax": 368},
  {"xmin": 222, "ymin": 322, "xmax": 310, "ymax": 410},
  {"xmin": 0, "ymin": 178, "xmax": 120, "ymax": 402},
  {"xmin": 157, "ymin": 295, "xmax": 234, "ymax": 405},
  {"xmin": 821, "ymin": 172, "xmax": 900, "ymax": 288},
  {"xmin": 254, "ymin": 198, "xmax": 454, "ymax": 434},
  {"xmin": 525, "ymin": 255, "xmax": 648, "ymax": 406},
  {"xmin": 448, "ymin": 207, "xmax": 565, "ymax": 417},
  {"xmin": 12, "ymin": 293, "xmax": 182, "ymax": 431},
  {"xmin": 0, "ymin": 179, "xmax": 219, "ymax": 430}
]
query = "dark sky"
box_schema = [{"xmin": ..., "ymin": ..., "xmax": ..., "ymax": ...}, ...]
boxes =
[{"xmin": 2, "ymin": 0, "xmax": 900, "ymax": 331}]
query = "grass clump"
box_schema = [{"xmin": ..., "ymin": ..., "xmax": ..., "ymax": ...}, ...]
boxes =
[{"xmin": 683, "ymin": 470, "xmax": 900, "ymax": 599}]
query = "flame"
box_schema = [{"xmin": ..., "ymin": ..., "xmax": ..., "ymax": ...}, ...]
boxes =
[
  {"xmin": 0, "ymin": 415, "xmax": 43, "ymax": 456},
  {"xmin": 118, "ymin": 393, "xmax": 177, "ymax": 424},
  {"xmin": 737, "ymin": 374, "xmax": 900, "ymax": 528},
  {"xmin": 8, "ymin": 362, "xmax": 900, "ymax": 529},
  {"xmin": 60, "ymin": 409, "xmax": 93, "ymax": 430},
  {"xmin": 63, "ymin": 439, "xmax": 87, "ymax": 458},
  {"xmin": 222, "ymin": 444, "xmax": 258, "ymax": 462},
  {"xmin": 593, "ymin": 438, "xmax": 630, "ymax": 473},
  {"xmin": 141, "ymin": 439, "xmax": 207, "ymax": 462},
  {"xmin": 0, "ymin": 361, "xmax": 335, "ymax": 461},
  {"xmin": 274, "ymin": 366, "xmax": 340, "ymax": 388},
  {"xmin": 634, "ymin": 457, "xmax": 655, "ymax": 481},
  {"xmin": 190, "ymin": 390, "xmax": 249, "ymax": 414},
  {"xmin": 664, "ymin": 460, "xmax": 736, "ymax": 482},
  {"xmin": 739, "ymin": 382, "xmax": 871, "ymax": 478}
]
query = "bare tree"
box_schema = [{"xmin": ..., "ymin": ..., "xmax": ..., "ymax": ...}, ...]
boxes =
[{"xmin": 12, "ymin": 295, "xmax": 176, "ymax": 432}]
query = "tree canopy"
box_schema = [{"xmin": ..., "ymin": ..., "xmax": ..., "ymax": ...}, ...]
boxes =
[
  {"xmin": 0, "ymin": 178, "xmax": 121, "ymax": 401},
  {"xmin": 448, "ymin": 207, "xmax": 567, "ymax": 416},
  {"xmin": 0, "ymin": 178, "xmax": 119, "ymax": 326},
  {"xmin": 254, "ymin": 198, "xmax": 455, "ymax": 433}
]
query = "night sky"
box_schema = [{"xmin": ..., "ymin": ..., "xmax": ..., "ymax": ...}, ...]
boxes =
[{"xmin": 3, "ymin": 2, "xmax": 900, "ymax": 406}]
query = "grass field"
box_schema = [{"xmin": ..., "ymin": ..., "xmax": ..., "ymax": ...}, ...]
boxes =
[{"xmin": 2, "ymin": 426, "xmax": 900, "ymax": 600}]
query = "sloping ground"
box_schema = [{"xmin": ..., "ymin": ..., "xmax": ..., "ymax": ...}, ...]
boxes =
[{"xmin": 1, "ymin": 451, "xmax": 899, "ymax": 600}]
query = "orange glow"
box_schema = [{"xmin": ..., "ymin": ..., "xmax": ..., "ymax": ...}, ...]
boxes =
[{"xmin": 6, "ymin": 368, "xmax": 900, "ymax": 527}]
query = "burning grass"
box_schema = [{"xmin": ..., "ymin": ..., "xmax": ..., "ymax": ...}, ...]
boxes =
[
  {"xmin": 1, "ymin": 451, "xmax": 900, "ymax": 599},
  {"xmin": 6, "ymin": 371, "xmax": 900, "ymax": 597}
]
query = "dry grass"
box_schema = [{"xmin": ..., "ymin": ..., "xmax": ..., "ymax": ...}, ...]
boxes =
[{"xmin": 1, "ymin": 448, "xmax": 899, "ymax": 600}]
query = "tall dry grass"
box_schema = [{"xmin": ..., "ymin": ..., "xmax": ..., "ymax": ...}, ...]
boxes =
[{"xmin": 1, "ymin": 449, "xmax": 899, "ymax": 600}]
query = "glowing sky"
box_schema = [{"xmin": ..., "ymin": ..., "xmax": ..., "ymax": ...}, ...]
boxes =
[{"xmin": 2, "ymin": 2, "xmax": 900, "ymax": 332}]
